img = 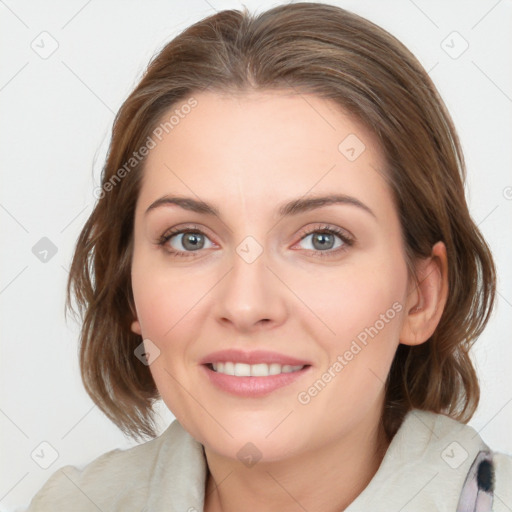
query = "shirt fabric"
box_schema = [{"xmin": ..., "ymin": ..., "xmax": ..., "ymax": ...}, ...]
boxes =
[{"xmin": 26, "ymin": 408, "xmax": 512, "ymax": 511}]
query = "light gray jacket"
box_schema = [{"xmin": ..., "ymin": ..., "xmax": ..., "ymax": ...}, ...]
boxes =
[{"xmin": 26, "ymin": 409, "xmax": 512, "ymax": 511}]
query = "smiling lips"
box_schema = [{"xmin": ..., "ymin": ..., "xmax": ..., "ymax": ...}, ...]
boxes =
[{"xmin": 200, "ymin": 349, "xmax": 312, "ymax": 396}]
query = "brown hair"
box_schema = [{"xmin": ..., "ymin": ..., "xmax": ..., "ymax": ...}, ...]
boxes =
[{"xmin": 67, "ymin": 2, "xmax": 496, "ymax": 441}]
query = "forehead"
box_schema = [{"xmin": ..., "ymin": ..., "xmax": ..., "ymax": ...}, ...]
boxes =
[{"xmin": 137, "ymin": 91, "xmax": 391, "ymax": 220}]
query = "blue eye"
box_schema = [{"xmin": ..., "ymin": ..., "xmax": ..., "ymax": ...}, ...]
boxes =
[
  {"xmin": 299, "ymin": 229, "xmax": 345, "ymax": 251},
  {"xmin": 295, "ymin": 225, "xmax": 353, "ymax": 258},
  {"xmin": 158, "ymin": 227, "xmax": 214, "ymax": 257}
]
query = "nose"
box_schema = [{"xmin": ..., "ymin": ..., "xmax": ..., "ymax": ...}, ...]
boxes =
[{"xmin": 212, "ymin": 244, "xmax": 288, "ymax": 334}]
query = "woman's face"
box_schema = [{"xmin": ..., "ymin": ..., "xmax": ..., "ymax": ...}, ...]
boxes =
[{"xmin": 131, "ymin": 90, "xmax": 412, "ymax": 461}]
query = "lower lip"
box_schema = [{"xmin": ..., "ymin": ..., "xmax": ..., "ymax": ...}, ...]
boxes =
[{"xmin": 201, "ymin": 364, "xmax": 311, "ymax": 397}]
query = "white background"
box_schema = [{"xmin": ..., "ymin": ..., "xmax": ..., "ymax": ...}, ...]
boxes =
[{"xmin": 1, "ymin": 0, "xmax": 511, "ymax": 510}]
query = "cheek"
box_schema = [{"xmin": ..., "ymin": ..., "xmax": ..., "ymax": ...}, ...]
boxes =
[
  {"xmin": 130, "ymin": 260, "xmax": 197, "ymax": 418},
  {"xmin": 130, "ymin": 254, "xmax": 206, "ymax": 394},
  {"xmin": 308, "ymin": 253, "xmax": 407, "ymax": 347},
  {"xmin": 131, "ymin": 254, "xmax": 197, "ymax": 338},
  {"xmin": 297, "ymin": 271, "xmax": 405, "ymax": 422}
]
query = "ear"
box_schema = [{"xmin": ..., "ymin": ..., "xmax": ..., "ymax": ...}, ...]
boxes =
[{"xmin": 400, "ymin": 241, "xmax": 449, "ymax": 346}]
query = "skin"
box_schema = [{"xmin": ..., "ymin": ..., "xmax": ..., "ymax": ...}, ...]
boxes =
[{"xmin": 130, "ymin": 91, "xmax": 448, "ymax": 512}]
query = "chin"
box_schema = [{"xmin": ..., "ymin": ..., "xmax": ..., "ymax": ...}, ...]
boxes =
[
  {"xmin": 206, "ymin": 434, "xmax": 303, "ymax": 465},
  {"xmin": 196, "ymin": 415, "xmax": 308, "ymax": 462}
]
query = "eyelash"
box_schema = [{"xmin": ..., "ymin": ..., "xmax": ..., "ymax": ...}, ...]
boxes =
[{"xmin": 157, "ymin": 223, "xmax": 354, "ymax": 259}]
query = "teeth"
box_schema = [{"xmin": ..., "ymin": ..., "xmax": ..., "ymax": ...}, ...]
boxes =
[{"xmin": 211, "ymin": 362, "xmax": 304, "ymax": 376}]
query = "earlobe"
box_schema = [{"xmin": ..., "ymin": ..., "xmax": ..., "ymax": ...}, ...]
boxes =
[
  {"xmin": 129, "ymin": 296, "xmax": 142, "ymax": 335},
  {"xmin": 400, "ymin": 241, "xmax": 449, "ymax": 346},
  {"xmin": 131, "ymin": 319, "xmax": 142, "ymax": 335}
]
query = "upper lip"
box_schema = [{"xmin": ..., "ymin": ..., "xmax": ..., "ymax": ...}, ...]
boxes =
[{"xmin": 200, "ymin": 349, "xmax": 311, "ymax": 366}]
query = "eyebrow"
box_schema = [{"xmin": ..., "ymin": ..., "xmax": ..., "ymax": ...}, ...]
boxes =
[{"xmin": 145, "ymin": 194, "xmax": 376, "ymax": 219}]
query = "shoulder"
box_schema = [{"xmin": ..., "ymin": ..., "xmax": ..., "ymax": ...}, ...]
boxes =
[
  {"xmin": 26, "ymin": 420, "xmax": 207, "ymax": 512},
  {"xmin": 402, "ymin": 410, "xmax": 512, "ymax": 510},
  {"xmin": 348, "ymin": 409, "xmax": 512, "ymax": 511}
]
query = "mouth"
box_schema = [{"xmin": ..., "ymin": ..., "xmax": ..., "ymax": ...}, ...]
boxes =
[
  {"xmin": 206, "ymin": 362, "xmax": 308, "ymax": 376},
  {"xmin": 201, "ymin": 362, "xmax": 312, "ymax": 397}
]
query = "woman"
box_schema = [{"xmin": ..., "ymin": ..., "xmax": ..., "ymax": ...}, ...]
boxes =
[{"xmin": 27, "ymin": 3, "xmax": 511, "ymax": 511}]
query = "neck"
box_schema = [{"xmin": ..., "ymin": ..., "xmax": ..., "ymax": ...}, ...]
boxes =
[{"xmin": 203, "ymin": 407, "xmax": 390, "ymax": 512}]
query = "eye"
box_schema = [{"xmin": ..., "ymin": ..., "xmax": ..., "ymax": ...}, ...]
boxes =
[
  {"xmin": 294, "ymin": 224, "xmax": 354, "ymax": 258},
  {"xmin": 157, "ymin": 223, "xmax": 354, "ymax": 259},
  {"xmin": 158, "ymin": 224, "xmax": 215, "ymax": 257}
]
